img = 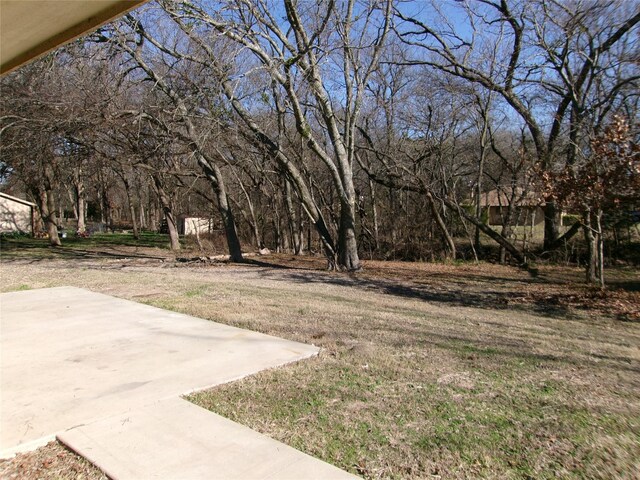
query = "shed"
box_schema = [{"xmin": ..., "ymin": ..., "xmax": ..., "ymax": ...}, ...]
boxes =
[
  {"xmin": 0, "ymin": 192, "xmax": 36, "ymax": 235},
  {"xmin": 178, "ymin": 216, "xmax": 215, "ymax": 236}
]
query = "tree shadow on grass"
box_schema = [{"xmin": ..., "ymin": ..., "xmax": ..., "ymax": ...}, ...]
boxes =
[
  {"xmin": 241, "ymin": 258, "xmax": 298, "ymax": 270},
  {"xmin": 244, "ymin": 260, "xmax": 589, "ymax": 321},
  {"xmin": 246, "ymin": 257, "xmax": 639, "ymax": 322},
  {"xmin": 607, "ymin": 280, "xmax": 640, "ymax": 292},
  {"xmin": 0, "ymin": 241, "xmax": 167, "ymax": 262}
]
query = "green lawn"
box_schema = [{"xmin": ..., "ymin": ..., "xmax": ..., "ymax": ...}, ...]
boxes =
[{"xmin": 0, "ymin": 232, "xmax": 176, "ymax": 261}]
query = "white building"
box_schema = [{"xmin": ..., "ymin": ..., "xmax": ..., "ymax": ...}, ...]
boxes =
[
  {"xmin": 178, "ymin": 216, "xmax": 214, "ymax": 236},
  {"xmin": 0, "ymin": 192, "xmax": 35, "ymax": 235}
]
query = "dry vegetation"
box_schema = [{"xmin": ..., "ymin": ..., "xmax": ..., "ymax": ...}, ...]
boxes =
[
  {"xmin": 1, "ymin": 235, "xmax": 639, "ymax": 479},
  {"xmin": 0, "ymin": 442, "xmax": 106, "ymax": 480}
]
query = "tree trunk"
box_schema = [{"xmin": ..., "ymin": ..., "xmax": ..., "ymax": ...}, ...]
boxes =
[
  {"xmin": 369, "ymin": 178, "xmax": 379, "ymax": 251},
  {"xmin": 148, "ymin": 199, "xmax": 159, "ymax": 232},
  {"xmin": 279, "ymin": 213, "xmax": 288, "ymax": 253},
  {"xmin": 165, "ymin": 209, "xmax": 180, "ymax": 251},
  {"xmin": 285, "ymin": 179, "xmax": 302, "ymax": 255},
  {"xmin": 390, "ymin": 186, "xmax": 397, "ymax": 246},
  {"xmin": 499, "ymin": 225, "xmax": 514, "ymax": 265},
  {"xmin": 148, "ymin": 200, "xmax": 159, "ymax": 232},
  {"xmin": 475, "ymin": 102, "xmax": 490, "ymax": 253},
  {"xmin": 231, "ymin": 168, "xmax": 262, "ymax": 249},
  {"xmin": 152, "ymin": 176, "xmax": 180, "ymax": 251},
  {"xmin": 139, "ymin": 204, "xmax": 146, "ymax": 230},
  {"xmin": 218, "ymin": 192, "xmax": 243, "ymax": 262},
  {"xmin": 73, "ymin": 167, "xmax": 86, "ymax": 234},
  {"xmin": 41, "ymin": 162, "xmax": 61, "ymax": 246},
  {"xmin": 129, "ymin": 193, "xmax": 139, "ymax": 239},
  {"xmin": 102, "ymin": 189, "xmax": 112, "ymax": 232},
  {"xmin": 250, "ymin": 209, "xmax": 263, "ymax": 249},
  {"xmin": 194, "ymin": 156, "xmax": 243, "ymax": 262},
  {"xmin": 543, "ymin": 200, "xmax": 560, "ymax": 251},
  {"xmin": 427, "ymin": 192, "xmax": 456, "ymax": 260},
  {"xmin": 68, "ymin": 189, "xmax": 78, "ymax": 221},
  {"xmin": 595, "ymin": 209, "xmax": 605, "ymax": 289},
  {"xmin": 319, "ymin": 220, "xmax": 338, "ymax": 268},
  {"xmin": 158, "ymin": 194, "xmax": 180, "ymax": 251},
  {"xmin": 245, "ymin": 192, "xmax": 262, "ymax": 249},
  {"xmin": 583, "ymin": 210, "xmax": 597, "ymax": 284},
  {"xmin": 197, "ymin": 162, "xmax": 244, "ymax": 260},
  {"xmin": 546, "ymin": 220, "xmax": 582, "ymax": 251},
  {"xmin": 338, "ymin": 199, "xmax": 361, "ymax": 271},
  {"xmin": 129, "ymin": 202, "xmax": 139, "ymax": 239},
  {"xmin": 121, "ymin": 176, "xmax": 139, "ymax": 239},
  {"xmin": 192, "ymin": 219, "xmax": 204, "ymax": 251},
  {"xmin": 77, "ymin": 195, "xmax": 86, "ymax": 234},
  {"xmin": 37, "ymin": 189, "xmax": 61, "ymax": 246}
]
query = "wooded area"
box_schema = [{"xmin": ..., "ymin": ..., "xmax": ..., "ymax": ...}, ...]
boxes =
[{"xmin": 1, "ymin": 0, "xmax": 638, "ymax": 285}]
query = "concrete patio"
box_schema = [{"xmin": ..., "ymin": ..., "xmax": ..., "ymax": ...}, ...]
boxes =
[{"xmin": 0, "ymin": 287, "xmax": 355, "ymax": 478}]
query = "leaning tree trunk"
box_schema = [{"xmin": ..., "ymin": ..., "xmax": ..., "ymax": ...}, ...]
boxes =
[
  {"xmin": 194, "ymin": 155, "xmax": 243, "ymax": 262},
  {"xmin": 152, "ymin": 176, "xmax": 180, "ymax": 251},
  {"xmin": 218, "ymin": 192, "xmax": 243, "ymax": 262},
  {"xmin": 236, "ymin": 175, "xmax": 262, "ymax": 249},
  {"xmin": 164, "ymin": 209, "xmax": 180, "ymax": 251},
  {"xmin": 444, "ymin": 196, "xmax": 526, "ymax": 265},
  {"xmin": 427, "ymin": 192, "xmax": 456, "ymax": 260},
  {"xmin": 227, "ymin": 163, "xmax": 261, "ymax": 249}
]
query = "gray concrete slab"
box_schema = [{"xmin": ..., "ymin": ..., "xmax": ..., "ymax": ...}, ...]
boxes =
[
  {"xmin": 58, "ymin": 397, "xmax": 357, "ymax": 480},
  {"xmin": 0, "ymin": 287, "xmax": 319, "ymax": 458}
]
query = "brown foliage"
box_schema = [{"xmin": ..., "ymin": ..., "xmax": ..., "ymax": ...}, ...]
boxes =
[{"xmin": 545, "ymin": 116, "xmax": 640, "ymax": 212}]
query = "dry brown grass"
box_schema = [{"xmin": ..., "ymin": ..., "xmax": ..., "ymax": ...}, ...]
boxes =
[
  {"xmin": 0, "ymin": 442, "xmax": 107, "ymax": 480},
  {"xmin": 1, "ymin": 236, "xmax": 639, "ymax": 479}
]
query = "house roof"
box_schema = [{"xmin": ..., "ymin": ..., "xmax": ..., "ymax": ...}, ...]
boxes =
[
  {"xmin": 1, "ymin": 0, "xmax": 148, "ymax": 75},
  {"xmin": 0, "ymin": 191, "xmax": 36, "ymax": 207},
  {"xmin": 479, "ymin": 188, "xmax": 543, "ymax": 208}
]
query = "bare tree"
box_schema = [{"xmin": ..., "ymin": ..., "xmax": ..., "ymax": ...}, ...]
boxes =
[
  {"xmin": 158, "ymin": 0, "xmax": 393, "ymax": 270},
  {"xmin": 0, "ymin": 53, "xmax": 97, "ymax": 246},
  {"xmin": 101, "ymin": 15, "xmax": 244, "ymax": 260},
  {"xmin": 393, "ymin": 0, "xmax": 640, "ymax": 251}
]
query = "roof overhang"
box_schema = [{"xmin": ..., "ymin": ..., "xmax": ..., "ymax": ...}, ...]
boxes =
[
  {"xmin": 0, "ymin": 0, "xmax": 148, "ymax": 76},
  {"xmin": 0, "ymin": 191, "xmax": 36, "ymax": 207}
]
